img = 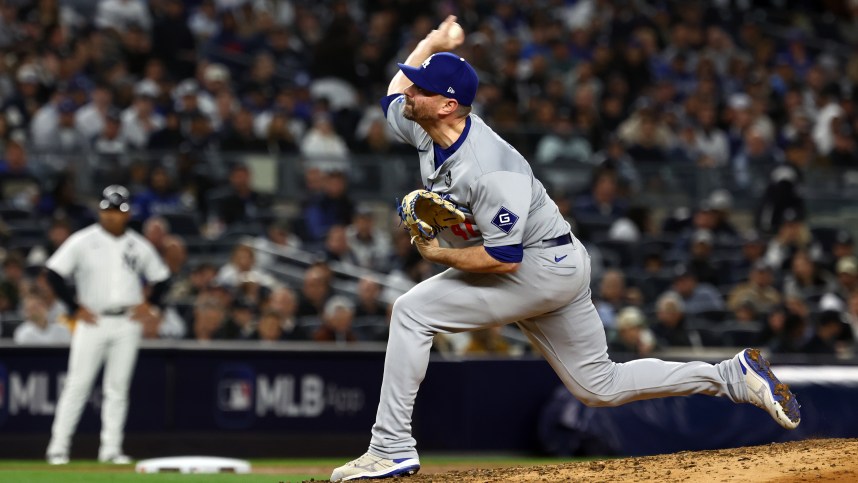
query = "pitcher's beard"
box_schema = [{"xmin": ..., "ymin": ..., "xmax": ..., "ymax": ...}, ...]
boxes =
[
  {"xmin": 403, "ymin": 102, "xmax": 416, "ymax": 120},
  {"xmin": 403, "ymin": 102, "xmax": 431, "ymax": 121}
]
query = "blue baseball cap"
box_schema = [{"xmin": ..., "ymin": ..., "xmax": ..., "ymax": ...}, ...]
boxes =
[{"xmin": 397, "ymin": 52, "xmax": 479, "ymax": 106}]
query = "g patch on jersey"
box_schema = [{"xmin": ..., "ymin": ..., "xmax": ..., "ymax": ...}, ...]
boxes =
[{"xmin": 491, "ymin": 206, "xmax": 519, "ymax": 233}]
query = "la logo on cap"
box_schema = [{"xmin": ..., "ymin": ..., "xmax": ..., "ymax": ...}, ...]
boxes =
[{"xmin": 422, "ymin": 55, "xmax": 434, "ymax": 68}]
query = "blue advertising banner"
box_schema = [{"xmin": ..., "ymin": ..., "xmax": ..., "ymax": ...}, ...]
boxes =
[
  {"xmin": 171, "ymin": 352, "xmax": 383, "ymax": 432},
  {"xmin": 1, "ymin": 344, "xmax": 857, "ymax": 458},
  {"xmin": 0, "ymin": 349, "xmax": 168, "ymax": 433}
]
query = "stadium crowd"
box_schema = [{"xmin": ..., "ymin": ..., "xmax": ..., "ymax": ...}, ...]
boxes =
[{"xmin": 1, "ymin": 0, "xmax": 858, "ymax": 357}]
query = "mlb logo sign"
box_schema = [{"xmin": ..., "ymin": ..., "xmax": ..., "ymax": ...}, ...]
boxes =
[
  {"xmin": 214, "ymin": 364, "xmax": 257, "ymax": 429},
  {"xmin": 218, "ymin": 379, "xmax": 253, "ymax": 411}
]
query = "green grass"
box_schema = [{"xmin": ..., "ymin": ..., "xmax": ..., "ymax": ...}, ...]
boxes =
[{"xmin": 0, "ymin": 456, "xmax": 580, "ymax": 483}]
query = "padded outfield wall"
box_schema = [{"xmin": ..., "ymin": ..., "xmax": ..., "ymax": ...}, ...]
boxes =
[{"xmin": 0, "ymin": 342, "xmax": 854, "ymax": 458}]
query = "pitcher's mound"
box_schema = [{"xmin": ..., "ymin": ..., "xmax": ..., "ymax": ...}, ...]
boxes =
[{"xmin": 409, "ymin": 438, "xmax": 858, "ymax": 482}]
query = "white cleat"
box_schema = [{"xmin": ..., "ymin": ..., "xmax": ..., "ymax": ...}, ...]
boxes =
[
  {"xmin": 735, "ymin": 348, "xmax": 801, "ymax": 429},
  {"xmin": 46, "ymin": 454, "xmax": 69, "ymax": 465},
  {"xmin": 98, "ymin": 454, "xmax": 133, "ymax": 464},
  {"xmin": 331, "ymin": 452, "xmax": 420, "ymax": 481}
]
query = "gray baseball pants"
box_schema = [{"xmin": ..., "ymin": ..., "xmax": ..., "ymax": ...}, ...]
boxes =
[{"xmin": 369, "ymin": 238, "xmax": 748, "ymax": 459}]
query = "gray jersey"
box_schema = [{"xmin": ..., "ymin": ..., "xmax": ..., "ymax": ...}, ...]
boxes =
[{"xmin": 385, "ymin": 94, "xmax": 570, "ymax": 250}]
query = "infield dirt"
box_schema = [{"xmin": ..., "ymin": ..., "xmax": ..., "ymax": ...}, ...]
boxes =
[{"xmin": 383, "ymin": 438, "xmax": 858, "ymax": 482}]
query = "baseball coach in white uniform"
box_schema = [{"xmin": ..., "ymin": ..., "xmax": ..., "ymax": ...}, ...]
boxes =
[{"xmin": 44, "ymin": 185, "xmax": 171, "ymax": 465}]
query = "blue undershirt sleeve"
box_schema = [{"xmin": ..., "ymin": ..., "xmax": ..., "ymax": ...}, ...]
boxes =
[
  {"xmin": 484, "ymin": 244, "xmax": 523, "ymax": 263},
  {"xmin": 380, "ymin": 94, "xmax": 401, "ymax": 118}
]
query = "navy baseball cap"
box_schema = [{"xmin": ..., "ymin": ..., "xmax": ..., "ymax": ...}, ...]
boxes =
[
  {"xmin": 100, "ymin": 185, "xmax": 131, "ymax": 212},
  {"xmin": 398, "ymin": 52, "xmax": 479, "ymax": 106}
]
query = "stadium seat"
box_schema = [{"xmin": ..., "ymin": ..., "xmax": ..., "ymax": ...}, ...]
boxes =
[
  {"xmin": 719, "ymin": 322, "xmax": 765, "ymax": 347},
  {"xmin": 0, "ymin": 205, "xmax": 32, "ymax": 222},
  {"xmin": 161, "ymin": 212, "xmax": 203, "ymax": 236}
]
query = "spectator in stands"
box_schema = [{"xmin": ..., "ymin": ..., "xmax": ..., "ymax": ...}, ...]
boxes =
[
  {"xmin": 221, "ymin": 298, "xmax": 258, "ymax": 340},
  {"xmin": 132, "ymin": 165, "xmax": 183, "ymax": 221},
  {"xmin": 300, "ymin": 112, "xmax": 349, "ymax": 161},
  {"xmin": 259, "ymin": 108, "xmax": 301, "ymax": 154},
  {"xmin": 813, "ymin": 83, "xmax": 847, "ymax": 157},
  {"xmin": 3, "ymin": 65, "xmax": 43, "ymax": 133},
  {"xmin": 589, "ymin": 134, "xmax": 641, "ymax": 193},
  {"xmin": 727, "ymin": 261, "xmax": 782, "ymax": 315},
  {"xmin": 121, "ymin": 82, "xmax": 165, "ymax": 149},
  {"xmin": 26, "ymin": 218, "xmax": 73, "ymax": 268},
  {"xmin": 297, "ymin": 262, "xmax": 333, "ymax": 319},
  {"xmin": 729, "ymin": 230, "xmax": 768, "ymax": 284},
  {"xmin": 215, "ymin": 243, "xmax": 277, "ymax": 291},
  {"xmin": 755, "ymin": 139, "xmax": 809, "ymax": 234},
  {"xmin": 252, "ymin": 220, "xmax": 302, "ymax": 267},
  {"xmin": 464, "ymin": 326, "xmax": 511, "ymax": 355},
  {"xmin": 0, "ymin": 139, "xmax": 39, "ymax": 206},
  {"xmin": 382, "ymin": 229, "xmax": 437, "ymax": 300},
  {"xmin": 731, "ymin": 298, "xmax": 760, "ymax": 324},
  {"xmin": 188, "ymin": 0, "xmax": 218, "ymax": 43},
  {"xmin": 619, "ymin": 109, "xmax": 670, "ymax": 164},
  {"xmin": 301, "ymin": 169, "xmax": 354, "ymax": 243},
  {"xmin": 32, "ymin": 273, "xmax": 69, "ymax": 326},
  {"xmin": 828, "ymin": 230, "xmax": 855, "ymax": 272},
  {"xmin": 13, "ymin": 293, "xmax": 71, "ymax": 345},
  {"xmin": 0, "ymin": 253, "xmax": 25, "ymax": 312},
  {"xmin": 763, "ymin": 209, "xmax": 819, "ymax": 271},
  {"xmin": 161, "ymin": 235, "xmax": 187, "ymax": 276},
  {"xmin": 265, "ymin": 287, "xmax": 305, "ymax": 340},
  {"xmin": 705, "ymin": 190, "xmax": 740, "ymax": 243},
  {"xmin": 573, "ymin": 168, "xmax": 627, "ymax": 223},
  {"xmin": 652, "ymin": 292, "xmax": 693, "ymax": 348},
  {"xmin": 96, "ymin": 0, "xmax": 152, "ymax": 32},
  {"xmin": 220, "ymin": 107, "xmax": 267, "ymax": 152},
  {"xmin": 235, "ymin": 272, "xmax": 270, "ymax": 308},
  {"xmin": 353, "ymin": 116, "xmax": 412, "ymax": 156},
  {"xmin": 151, "ymin": 0, "xmax": 196, "ymax": 80},
  {"xmin": 534, "ymin": 114, "xmax": 592, "ymax": 164},
  {"xmin": 92, "ymin": 109, "xmax": 129, "ymax": 166},
  {"xmin": 844, "ymin": 290, "xmax": 858, "ymax": 339},
  {"xmin": 147, "ymin": 109, "xmax": 184, "ymax": 150},
  {"xmin": 75, "ymin": 84, "xmax": 114, "ymax": 142},
  {"xmin": 692, "ymin": 103, "xmax": 729, "ymax": 168},
  {"xmin": 142, "ymin": 216, "xmax": 170, "ymax": 255},
  {"xmin": 346, "ymin": 206, "xmax": 391, "ymax": 271},
  {"xmin": 313, "ymin": 295, "xmax": 358, "ymax": 343},
  {"xmin": 257, "ymin": 310, "xmax": 284, "ymax": 343},
  {"xmin": 667, "ymin": 264, "xmax": 725, "ymax": 316},
  {"xmin": 167, "ymin": 262, "xmax": 215, "ymax": 306},
  {"xmin": 594, "ymin": 269, "xmax": 625, "ymax": 330},
  {"xmin": 825, "ymin": 122, "xmax": 858, "ymax": 167},
  {"xmin": 208, "ymin": 162, "xmax": 271, "ymax": 227},
  {"xmin": 33, "ymin": 99, "xmax": 89, "ymax": 152},
  {"xmin": 782, "ymin": 250, "xmax": 836, "ymax": 304},
  {"xmin": 755, "ymin": 304, "xmax": 787, "ymax": 347},
  {"xmin": 608, "ymin": 306, "xmax": 656, "ymax": 356},
  {"xmin": 323, "ymin": 224, "xmax": 359, "ymax": 265},
  {"xmin": 355, "ymin": 275, "xmax": 388, "ymax": 323},
  {"xmin": 802, "ymin": 310, "xmax": 848, "ymax": 355},
  {"xmin": 190, "ymin": 292, "xmax": 228, "ymax": 341},
  {"xmin": 769, "ymin": 311, "xmax": 809, "ymax": 354},
  {"xmin": 684, "ymin": 229, "xmax": 722, "ymax": 286},
  {"xmin": 732, "ymin": 125, "xmax": 781, "ymax": 189}
]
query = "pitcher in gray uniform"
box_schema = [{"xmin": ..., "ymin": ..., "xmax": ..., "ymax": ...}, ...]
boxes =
[{"xmin": 331, "ymin": 16, "xmax": 800, "ymax": 482}]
